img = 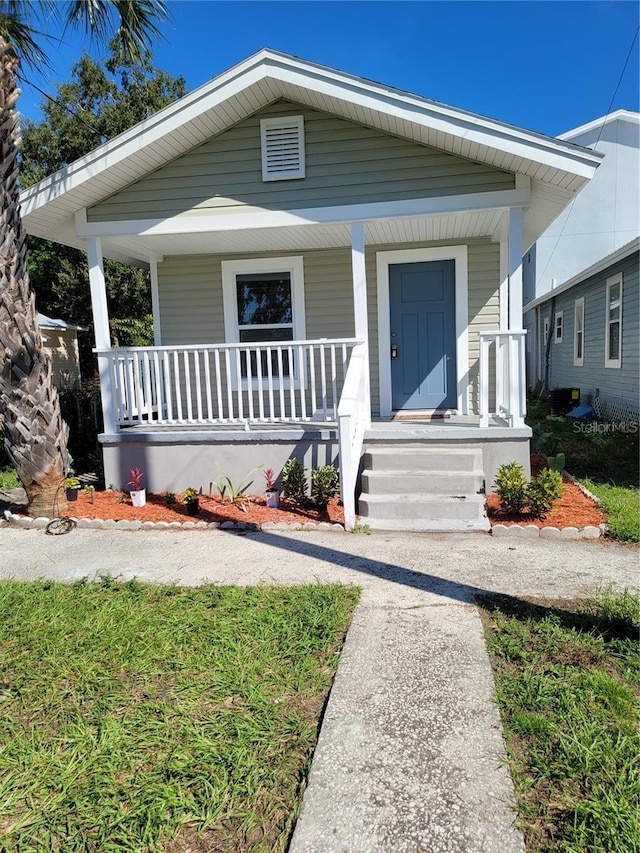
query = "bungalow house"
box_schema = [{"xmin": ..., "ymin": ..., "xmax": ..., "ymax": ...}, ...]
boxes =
[
  {"xmin": 37, "ymin": 313, "xmax": 86, "ymax": 388},
  {"xmin": 523, "ymin": 238, "xmax": 639, "ymax": 423},
  {"xmin": 21, "ymin": 50, "xmax": 601, "ymax": 530}
]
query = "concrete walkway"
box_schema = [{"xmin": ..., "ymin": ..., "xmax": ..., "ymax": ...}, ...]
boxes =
[{"xmin": 1, "ymin": 526, "xmax": 637, "ymax": 852}]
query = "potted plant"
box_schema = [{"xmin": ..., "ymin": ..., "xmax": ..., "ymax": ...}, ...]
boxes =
[
  {"xmin": 65, "ymin": 477, "xmax": 81, "ymax": 501},
  {"xmin": 128, "ymin": 468, "xmax": 146, "ymax": 507},
  {"xmin": 264, "ymin": 468, "xmax": 279, "ymax": 508},
  {"xmin": 183, "ymin": 487, "xmax": 200, "ymax": 516}
]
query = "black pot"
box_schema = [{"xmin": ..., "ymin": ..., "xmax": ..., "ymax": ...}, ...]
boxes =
[
  {"xmin": 186, "ymin": 501, "xmax": 199, "ymax": 516},
  {"xmin": 66, "ymin": 488, "xmax": 79, "ymax": 501}
]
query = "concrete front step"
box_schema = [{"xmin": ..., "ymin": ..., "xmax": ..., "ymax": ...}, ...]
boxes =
[
  {"xmin": 361, "ymin": 468, "xmax": 485, "ymax": 496},
  {"xmin": 362, "ymin": 516, "xmax": 491, "ymax": 532},
  {"xmin": 359, "ymin": 492, "xmax": 487, "ymax": 522},
  {"xmin": 362, "ymin": 446, "xmax": 483, "ymax": 472}
]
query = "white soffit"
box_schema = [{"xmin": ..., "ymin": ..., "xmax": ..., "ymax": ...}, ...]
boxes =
[{"xmin": 22, "ymin": 48, "xmax": 602, "ymax": 243}]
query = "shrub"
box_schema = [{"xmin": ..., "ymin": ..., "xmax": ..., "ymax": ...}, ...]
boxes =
[
  {"xmin": 281, "ymin": 458, "xmax": 308, "ymax": 503},
  {"xmin": 311, "ymin": 465, "xmax": 339, "ymax": 509},
  {"xmin": 494, "ymin": 462, "xmax": 528, "ymax": 515},
  {"xmin": 526, "ymin": 468, "xmax": 564, "ymax": 518}
]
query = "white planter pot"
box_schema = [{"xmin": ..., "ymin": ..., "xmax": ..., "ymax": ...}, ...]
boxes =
[
  {"xmin": 130, "ymin": 489, "xmax": 146, "ymax": 507},
  {"xmin": 265, "ymin": 490, "xmax": 279, "ymax": 508}
]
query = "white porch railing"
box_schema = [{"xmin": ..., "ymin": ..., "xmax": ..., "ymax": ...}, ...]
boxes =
[
  {"xmin": 479, "ymin": 330, "xmax": 527, "ymax": 428},
  {"xmin": 97, "ymin": 338, "xmax": 362, "ymax": 428},
  {"xmin": 337, "ymin": 341, "xmax": 370, "ymax": 531}
]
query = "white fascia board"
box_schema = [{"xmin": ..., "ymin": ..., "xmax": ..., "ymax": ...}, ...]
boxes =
[
  {"xmin": 76, "ymin": 187, "xmax": 531, "ymax": 239},
  {"xmin": 558, "ymin": 110, "xmax": 640, "ymax": 140},
  {"xmin": 523, "ymin": 236, "xmax": 640, "ymax": 312},
  {"xmin": 23, "ymin": 50, "xmax": 601, "ymax": 221}
]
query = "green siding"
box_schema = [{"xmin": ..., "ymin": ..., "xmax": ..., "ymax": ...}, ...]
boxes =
[
  {"xmin": 157, "ymin": 239, "xmax": 500, "ymax": 417},
  {"xmin": 539, "ymin": 251, "xmax": 639, "ymax": 412},
  {"xmin": 89, "ymin": 101, "xmax": 515, "ymax": 222}
]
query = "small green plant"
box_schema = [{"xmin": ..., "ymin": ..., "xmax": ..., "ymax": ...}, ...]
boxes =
[
  {"xmin": 526, "ymin": 468, "xmax": 564, "ymax": 518},
  {"xmin": 82, "ymin": 485, "xmax": 95, "ymax": 504},
  {"xmin": 164, "ymin": 492, "xmax": 177, "ymax": 506},
  {"xmin": 311, "ymin": 465, "xmax": 340, "ymax": 509},
  {"xmin": 210, "ymin": 465, "xmax": 262, "ymax": 511},
  {"xmin": 183, "ymin": 487, "xmax": 199, "ymax": 505},
  {"xmin": 116, "ymin": 494, "xmax": 127, "ymax": 504},
  {"xmin": 64, "ymin": 477, "xmax": 80, "ymax": 489},
  {"xmin": 546, "ymin": 452, "xmax": 566, "ymax": 473},
  {"xmin": 352, "ymin": 522, "xmax": 371, "ymax": 534},
  {"xmin": 281, "ymin": 458, "xmax": 308, "ymax": 503},
  {"xmin": 494, "ymin": 462, "xmax": 528, "ymax": 515}
]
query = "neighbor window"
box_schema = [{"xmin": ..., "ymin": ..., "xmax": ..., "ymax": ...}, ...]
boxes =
[
  {"xmin": 222, "ymin": 257, "xmax": 306, "ymax": 382},
  {"xmin": 260, "ymin": 116, "xmax": 305, "ymax": 181},
  {"xmin": 573, "ymin": 298, "xmax": 584, "ymax": 366},
  {"xmin": 543, "ymin": 316, "xmax": 550, "ymax": 347},
  {"xmin": 554, "ymin": 311, "xmax": 563, "ymax": 343},
  {"xmin": 605, "ymin": 273, "xmax": 622, "ymax": 368}
]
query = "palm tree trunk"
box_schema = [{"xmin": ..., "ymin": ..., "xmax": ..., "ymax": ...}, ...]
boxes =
[{"xmin": 0, "ymin": 36, "xmax": 69, "ymax": 518}]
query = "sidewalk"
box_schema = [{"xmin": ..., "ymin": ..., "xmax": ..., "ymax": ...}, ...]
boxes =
[{"xmin": 1, "ymin": 526, "xmax": 636, "ymax": 852}]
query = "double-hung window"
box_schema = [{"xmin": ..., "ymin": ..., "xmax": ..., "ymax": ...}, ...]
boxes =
[
  {"xmin": 222, "ymin": 257, "xmax": 306, "ymax": 383},
  {"xmin": 605, "ymin": 274, "xmax": 622, "ymax": 368},
  {"xmin": 554, "ymin": 311, "xmax": 563, "ymax": 344},
  {"xmin": 573, "ymin": 298, "xmax": 584, "ymax": 366}
]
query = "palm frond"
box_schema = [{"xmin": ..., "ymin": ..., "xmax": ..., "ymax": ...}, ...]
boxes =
[
  {"xmin": 66, "ymin": 0, "xmax": 168, "ymax": 63},
  {"xmin": 0, "ymin": 1, "xmax": 59, "ymax": 70}
]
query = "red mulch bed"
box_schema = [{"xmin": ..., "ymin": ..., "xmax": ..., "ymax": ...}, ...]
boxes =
[
  {"xmin": 486, "ymin": 454, "xmax": 605, "ymax": 529},
  {"xmin": 66, "ymin": 490, "xmax": 344, "ymax": 526}
]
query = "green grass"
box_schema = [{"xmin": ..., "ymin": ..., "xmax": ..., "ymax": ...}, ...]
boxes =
[
  {"xmin": 479, "ymin": 589, "xmax": 640, "ymax": 853},
  {"xmin": 0, "ymin": 467, "xmax": 19, "ymax": 492},
  {"xmin": 0, "ymin": 578, "xmax": 360, "ymax": 852},
  {"xmin": 581, "ymin": 480, "xmax": 640, "ymax": 543}
]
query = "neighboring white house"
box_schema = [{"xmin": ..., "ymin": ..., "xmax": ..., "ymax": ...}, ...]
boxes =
[
  {"xmin": 21, "ymin": 50, "xmax": 601, "ymax": 529},
  {"xmin": 523, "ymin": 110, "xmax": 639, "ymax": 385}
]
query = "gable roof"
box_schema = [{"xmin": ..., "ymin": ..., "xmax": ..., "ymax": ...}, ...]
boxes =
[
  {"xmin": 558, "ymin": 109, "xmax": 640, "ymax": 142},
  {"xmin": 22, "ymin": 48, "xmax": 603, "ymax": 264},
  {"xmin": 523, "ymin": 237, "xmax": 640, "ymax": 312}
]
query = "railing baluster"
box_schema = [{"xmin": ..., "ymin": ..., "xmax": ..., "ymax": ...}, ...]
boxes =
[
  {"xmin": 183, "ymin": 351, "xmax": 193, "ymax": 422},
  {"xmin": 194, "ymin": 349, "xmax": 203, "ymax": 422},
  {"xmin": 277, "ymin": 348, "xmax": 286, "ymax": 419},
  {"xmin": 152, "ymin": 351, "xmax": 163, "ymax": 424},
  {"xmin": 330, "ymin": 344, "xmax": 337, "ymax": 420},
  {"xmin": 298, "ymin": 344, "xmax": 307, "ymax": 420},
  {"xmin": 204, "ymin": 350, "xmax": 213, "ymax": 422},
  {"xmin": 255, "ymin": 345, "xmax": 265, "ymax": 421},
  {"xmin": 266, "ymin": 347, "xmax": 275, "ymax": 421},
  {"xmin": 288, "ymin": 345, "xmax": 296, "ymax": 420},
  {"xmin": 309, "ymin": 345, "xmax": 317, "ymax": 420},
  {"xmin": 223, "ymin": 348, "xmax": 232, "ymax": 421},
  {"xmin": 213, "ymin": 349, "xmax": 223, "ymax": 421},
  {"xmin": 142, "ymin": 351, "xmax": 152, "ymax": 422},
  {"xmin": 235, "ymin": 348, "xmax": 244, "ymax": 421},
  {"xmin": 173, "ymin": 350, "xmax": 183, "ymax": 421},
  {"xmin": 132, "ymin": 352, "xmax": 143, "ymax": 424},
  {"xmin": 319, "ymin": 344, "xmax": 328, "ymax": 421},
  {"xmin": 245, "ymin": 347, "xmax": 254, "ymax": 420},
  {"xmin": 163, "ymin": 351, "xmax": 173, "ymax": 422}
]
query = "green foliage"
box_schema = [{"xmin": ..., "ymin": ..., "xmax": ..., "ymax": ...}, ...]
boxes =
[
  {"xmin": 211, "ymin": 465, "xmax": 262, "ymax": 510},
  {"xmin": 526, "ymin": 468, "xmax": 564, "ymax": 518},
  {"xmin": 164, "ymin": 491, "xmax": 176, "ymax": 506},
  {"xmin": 310, "ymin": 464, "xmax": 340, "ymax": 509},
  {"xmin": 494, "ymin": 462, "xmax": 528, "ymax": 515},
  {"xmin": 281, "ymin": 458, "xmax": 308, "ymax": 503},
  {"xmin": 21, "ymin": 45, "xmax": 186, "ymax": 367},
  {"xmin": 582, "ymin": 480, "xmax": 640, "ymax": 543},
  {"xmin": 546, "ymin": 451, "xmax": 566, "ymax": 473},
  {"xmin": 64, "ymin": 477, "xmax": 80, "ymax": 489},
  {"xmin": 182, "ymin": 487, "xmax": 199, "ymax": 505},
  {"xmin": 0, "ymin": 467, "xmax": 20, "ymax": 492},
  {"xmin": 480, "ymin": 592, "xmax": 640, "ymax": 853},
  {"xmin": 0, "ymin": 578, "xmax": 359, "ymax": 851}
]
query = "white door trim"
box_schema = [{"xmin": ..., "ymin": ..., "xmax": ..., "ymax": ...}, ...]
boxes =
[{"xmin": 376, "ymin": 245, "xmax": 469, "ymax": 417}]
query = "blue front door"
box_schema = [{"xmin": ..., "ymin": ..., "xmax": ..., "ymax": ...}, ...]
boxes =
[{"xmin": 390, "ymin": 260, "xmax": 457, "ymax": 411}]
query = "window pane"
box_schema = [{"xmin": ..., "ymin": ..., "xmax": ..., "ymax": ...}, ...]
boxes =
[
  {"xmin": 236, "ymin": 273, "xmax": 292, "ymax": 325},
  {"xmin": 576, "ymin": 332, "xmax": 583, "ymax": 360},
  {"xmin": 239, "ymin": 328, "xmax": 294, "ymax": 377},
  {"xmin": 609, "ymin": 321, "xmax": 620, "ymax": 361},
  {"xmin": 609, "ymin": 283, "xmax": 620, "ymax": 309}
]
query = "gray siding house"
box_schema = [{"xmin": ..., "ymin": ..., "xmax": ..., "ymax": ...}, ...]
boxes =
[
  {"xmin": 22, "ymin": 50, "xmax": 601, "ymax": 529},
  {"xmin": 524, "ymin": 239, "xmax": 639, "ymax": 422}
]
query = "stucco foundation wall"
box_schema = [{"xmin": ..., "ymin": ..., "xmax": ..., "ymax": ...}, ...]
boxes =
[{"xmin": 100, "ymin": 431, "xmax": 338, "ymax": 494}]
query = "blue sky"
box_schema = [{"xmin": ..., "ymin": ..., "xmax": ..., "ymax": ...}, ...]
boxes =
[{"xmin": 22, "ymin": 1, "xmax": 639, "ymax": 137}]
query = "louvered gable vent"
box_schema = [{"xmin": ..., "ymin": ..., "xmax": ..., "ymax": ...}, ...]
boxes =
[{"xmin": 260, "ymin": 116, "xmax": 305, "ymax": 181}]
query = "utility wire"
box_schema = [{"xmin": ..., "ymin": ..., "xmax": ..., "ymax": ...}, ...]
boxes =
[
  {"xmin": 536, "ymin": 24, "xmax": 639, "ymax": 290},
  {"xmin": 21, "ymin": 77, "xmax": 107, "ymax": 142}
]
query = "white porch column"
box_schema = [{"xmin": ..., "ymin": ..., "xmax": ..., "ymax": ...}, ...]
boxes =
[
  {"xmin": 351, "ymin": 222, "xmax": 371, "ymax": 427},
  {"xmin": 507, "ymin": 210, "xmax": 526, "ymax": 427},
  {"xmin": 508, "ymin": 208, "xmax": 524, "ymax": 331},
  {"xmin": 149, "ymin": 258, "xmax": 162, "ymax": 346},
  {"xmin": 86, "ymin": 237, "xmax": 117, "ymax": 433}
]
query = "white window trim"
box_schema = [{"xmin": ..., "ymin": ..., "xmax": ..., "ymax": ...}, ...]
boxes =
[
  {"xmin": 376, "ymin": 245, "xmax": 469, "ymax": 417},
  {"xmin": 605, "ymin": 273, "xmax": 623, "ymax": 368},
  {"xmin": 573, "ymin": 297, "xmax": 584, "ymax": 366},
  {"xmin": 221, "ymin": 256, "xmax": 306, "ymax": 388},
  {"xmin": 554, "ymin": 310, "xmax": 563, "ymax": 344},
  {"xmin": 260, "ymin": 115, "xmax": 305, "ymax": 182},
  {"xmin": 543, "ymin": 315, "xmax": 550, "ymax": 347}
]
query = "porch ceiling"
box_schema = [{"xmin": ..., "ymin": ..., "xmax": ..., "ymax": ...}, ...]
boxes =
[{"xmin": 91, "ymin": 208, "xmax": 508, "ymax": 260}]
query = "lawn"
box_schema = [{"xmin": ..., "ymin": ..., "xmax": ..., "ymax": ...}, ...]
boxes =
[
  {"xmin": 0, "ymin": 578, "xmax": 360, "ymax": 852},
  {"xmin": 479, "ymin": 589, "xmax": 640, "ymax": 853},
  {"xmin": 580, "ymin": 481, "xmax": 640, "ymax": 543}
]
